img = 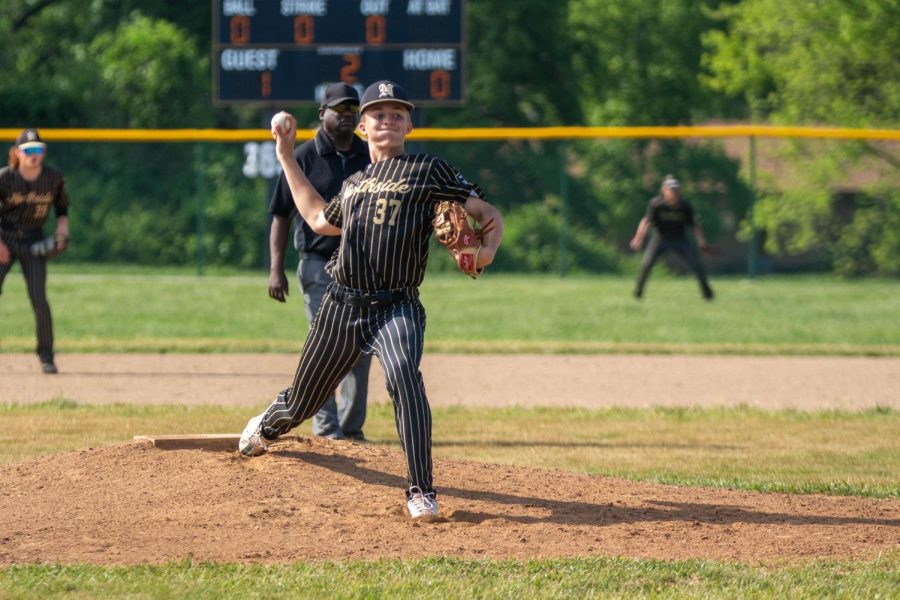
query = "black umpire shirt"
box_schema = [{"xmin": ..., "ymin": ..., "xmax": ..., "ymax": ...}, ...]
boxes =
[
  {"xmin": 645, "ymin": 195, "xmax": 695, "ymax": 239},
  {"xmin": 268, "ymin": 128, "xmax": 370, "ymax": 258}
]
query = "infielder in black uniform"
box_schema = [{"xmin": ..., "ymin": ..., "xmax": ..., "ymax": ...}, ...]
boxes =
[
  {"xmin": 629, "ymin": 174, "xmax": 714, "ymax": 300},
  {"xmin": 268, "ymin": 82, "xmax": 373, "ymax": 441},
  {"xmin": 240, "ymin": 80, "xmax": 504, "ymax": 520},
  {"xmin": 0, "ymin": 129, "xmax": 70, "ymax": 374}
]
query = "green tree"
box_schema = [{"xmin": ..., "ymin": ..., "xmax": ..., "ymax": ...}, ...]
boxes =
[
  {"xmin": 86, "ymin": 15, "xmax": 211, "ymax": 128},
  {"xmin": 569, "ymin": 0, "xmax": 739, "ymax": 125},
  {"xmin": 0, "ymin": 0, "xmax": 759, "ymax": 272},
  {"xmin": 562, "ymin": 0, "xmax": 749, "ymax": 255},
  {"xmin": 0, "ymin": 0, "xmax": 92, "ymax": 125},
  {"xmin": 0, "ymin": 4, "xmax": 266, "ymax": 268},
  {"xmin": 430, "ymin": 0, "xmax": 581, "ymax": 127},
  {"xmin": 703, "ymin": 0, "xmax": 900, "ymax": 275},
  {"xmin": 427, "ymin": 0, "xmax": 748, "ymax": 273}
]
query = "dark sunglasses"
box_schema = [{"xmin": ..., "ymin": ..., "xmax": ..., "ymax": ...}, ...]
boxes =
[
  {"xmin": 23, "ymin": 147, "xmax": 45, "ymax": 156},
  {"xmin": 329, "ymin": 104, "xmax": 359, "ymax": 114}
]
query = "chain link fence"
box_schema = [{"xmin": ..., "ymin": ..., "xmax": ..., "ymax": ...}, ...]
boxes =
[{"xmin": 8, "ymin": 128, "xmax": 898, "ymax": 277}]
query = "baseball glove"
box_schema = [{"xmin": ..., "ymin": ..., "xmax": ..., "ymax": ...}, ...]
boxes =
[
  {"xmin": 432, "ymin": 200, "xmax": 495, "ymax": 279},
  {"xmin": 30, "ymin": 234, "xmax": 69, "ymax": 259}
]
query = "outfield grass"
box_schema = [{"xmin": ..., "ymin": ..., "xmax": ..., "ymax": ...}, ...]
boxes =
[
  {"xmin": 3, "ymin": 401, "xmax": 897, "ymax": 498},
  {"xmin": 2, "ymin": 555, "xmax": 899, "ymax": 599},
  {"xmin": 1, "ymin": 266, "xmax": 898, "ymax": 354}
]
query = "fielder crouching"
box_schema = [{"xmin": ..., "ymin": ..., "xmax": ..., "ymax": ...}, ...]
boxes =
[{"xmin": 239, "ymin": 80, "xmax": 504, "ymax": 521}]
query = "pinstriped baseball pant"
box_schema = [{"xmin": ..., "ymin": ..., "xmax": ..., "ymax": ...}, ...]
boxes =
[
  {"xmin": 260, "ymin": 291, "xmax": 433, "ymax": 493},
  {"xmin": 0, "ymin": 250, "xmax": 54, "ymax": 363},
  {"xmin": 297, "ymin": 254, "xmax": 372, "ymax": 439}
]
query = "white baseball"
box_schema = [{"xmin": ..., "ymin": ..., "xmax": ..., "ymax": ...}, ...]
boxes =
[{"xmin": 271, "ymin": 112, "xmax": 290, "ymax": 134}]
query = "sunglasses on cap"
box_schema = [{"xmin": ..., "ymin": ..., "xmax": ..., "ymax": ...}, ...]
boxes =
[
  {"xmin": 23, "ymin": 147, "xmax": 45, "ymax": 156},
  {"xmin": 328, "ymin": 103, "xmax": 359, "ymax": 114}
]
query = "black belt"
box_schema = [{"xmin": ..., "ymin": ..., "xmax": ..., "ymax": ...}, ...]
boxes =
[
  {"xmin": 328, "ymin": 283, "xmax": 418, "ymax": 309},
  {"xmin": 300, "ymin": 250, "xmax": 334, "ymax": 260}
]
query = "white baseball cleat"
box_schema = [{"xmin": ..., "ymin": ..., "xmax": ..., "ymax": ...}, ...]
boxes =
[
  {"xmin": 407, "ymin": 486, "xmax": 439, "ymax": 521},
  {"xmin": 239, "ymin": 413, "xmax": 272, "ymax": 457}
]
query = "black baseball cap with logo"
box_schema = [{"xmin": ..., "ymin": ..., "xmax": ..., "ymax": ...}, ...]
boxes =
[
  {"xmin": 359, "ymin": 80, "xmax": 415, "ymax": 114},
  {"xmin": 320, "ymin": 82, "xmax": 360, "ymax": 109},
  {"xmin": 15, "ymin": 128, "xmax": 46, "ymax": 150}
]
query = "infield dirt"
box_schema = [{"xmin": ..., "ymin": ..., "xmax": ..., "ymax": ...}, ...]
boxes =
[
  {"xmin": 2, "ymin": 435, "xmax": 898, "ymax": 565},
  {"xmin": 1, "ymin": 353, "xmax": 898, "ymax": 565},
  {"xmin": 2, "ymin": 353, "xmax": 898, "ymax": 409}
]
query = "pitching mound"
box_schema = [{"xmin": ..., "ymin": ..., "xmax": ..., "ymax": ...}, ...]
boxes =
[{"xmin": 1, "ymin": 437, "xmax": 897, "ymax": 565}]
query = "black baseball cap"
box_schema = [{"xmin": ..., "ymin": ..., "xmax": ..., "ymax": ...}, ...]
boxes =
[
  {"xmin": 15, "ymin": 128, "xmax": 46, "ymax": 150},
  {"xmin": 359, "ymin": 80, "xmax": 415, "ymax": 114},
  {"xmin": 320, "ymin": 82, "xmax": 360, "ymax": 108}
]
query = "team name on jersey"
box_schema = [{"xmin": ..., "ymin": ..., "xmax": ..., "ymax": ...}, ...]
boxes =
[
  {"xmin": 348, "ymin": 177, "xmax": 412, "ymax": 196},
  {"xmin": 6, "ymin": 191, "xmax": 52, "ymax": 207}
]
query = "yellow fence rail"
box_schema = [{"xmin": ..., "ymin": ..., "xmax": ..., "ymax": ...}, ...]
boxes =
[{"xmin": 2, "ymin": 125, "xmax": 899, "ymax": 143}]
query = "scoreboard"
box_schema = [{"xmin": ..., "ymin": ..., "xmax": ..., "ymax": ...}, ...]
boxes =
[{"xmin": 213, "ymin": 0, "xmax": 466, "ymax": 106}]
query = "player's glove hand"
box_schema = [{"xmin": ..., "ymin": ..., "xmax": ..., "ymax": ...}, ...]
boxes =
[
  {"xmin": 30, "ymin": 234, "xmax": 69, "ymax": 259},
  {"xmin": 432, "ymin": 200, "xmax": 496, "ymax": 279}
]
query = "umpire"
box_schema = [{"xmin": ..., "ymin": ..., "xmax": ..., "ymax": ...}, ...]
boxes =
[
  {"xmin": 267, "ymin": 82, "xmax": 373, "ymax": 441},
  {"xmin": 629, "ymin": 174, "xmax": 714, "ymax": 300}
]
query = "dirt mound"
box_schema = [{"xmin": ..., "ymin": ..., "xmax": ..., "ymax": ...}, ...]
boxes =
[{"xmin": 2, "ymin": 437, "xmax": 898, "ymax": 565}]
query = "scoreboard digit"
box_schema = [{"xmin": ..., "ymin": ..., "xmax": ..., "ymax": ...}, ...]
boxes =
[{"xmin": 213, "ymin": 0, "xmax": 466, "ymax": 106}]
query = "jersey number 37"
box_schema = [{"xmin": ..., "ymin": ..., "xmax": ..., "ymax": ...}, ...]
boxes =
[{"xmin": 373, "ymin": 198, "xmax": 401, "ymax": 226}]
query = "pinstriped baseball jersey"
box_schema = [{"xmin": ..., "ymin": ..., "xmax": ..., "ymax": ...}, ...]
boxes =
[
  {"xmin": 0, "ymin": 166, "xmax": 70, "ymax": 237},
  {"xmin": 322, "ymin": 154, "xmax": 479, "ymax": 290}
]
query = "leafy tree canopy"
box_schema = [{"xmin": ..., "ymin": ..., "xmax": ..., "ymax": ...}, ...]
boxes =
[
  {"xmin": 702, "ymin": 0, "xmax": 900, "ymax": 127},
  {"xmin": 702, "ymin": 0, "xmax": 900, "ymax": 275},
  {"xmin": 1, "ymin": 0, "xmax": 895, "ymax": 273}
]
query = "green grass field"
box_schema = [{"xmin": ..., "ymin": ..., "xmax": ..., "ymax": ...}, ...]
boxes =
[
  {"xmin": 2, "ymin": 401, "xmax": 898, "ymax": 498},
  {"xmin": 1, "ymin": 266, "xmax": 898, "ymax": 354},
  {"xmin": 2, "ymin": 556, "xmax": 899, "ymax": 599},
  {"xmin": 1, "ymin": 401, "xmax": 899, "ymax": 597},
  {"xmin": 2, "ymin": 266, "xmax": 899, "ymax": 597}
]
